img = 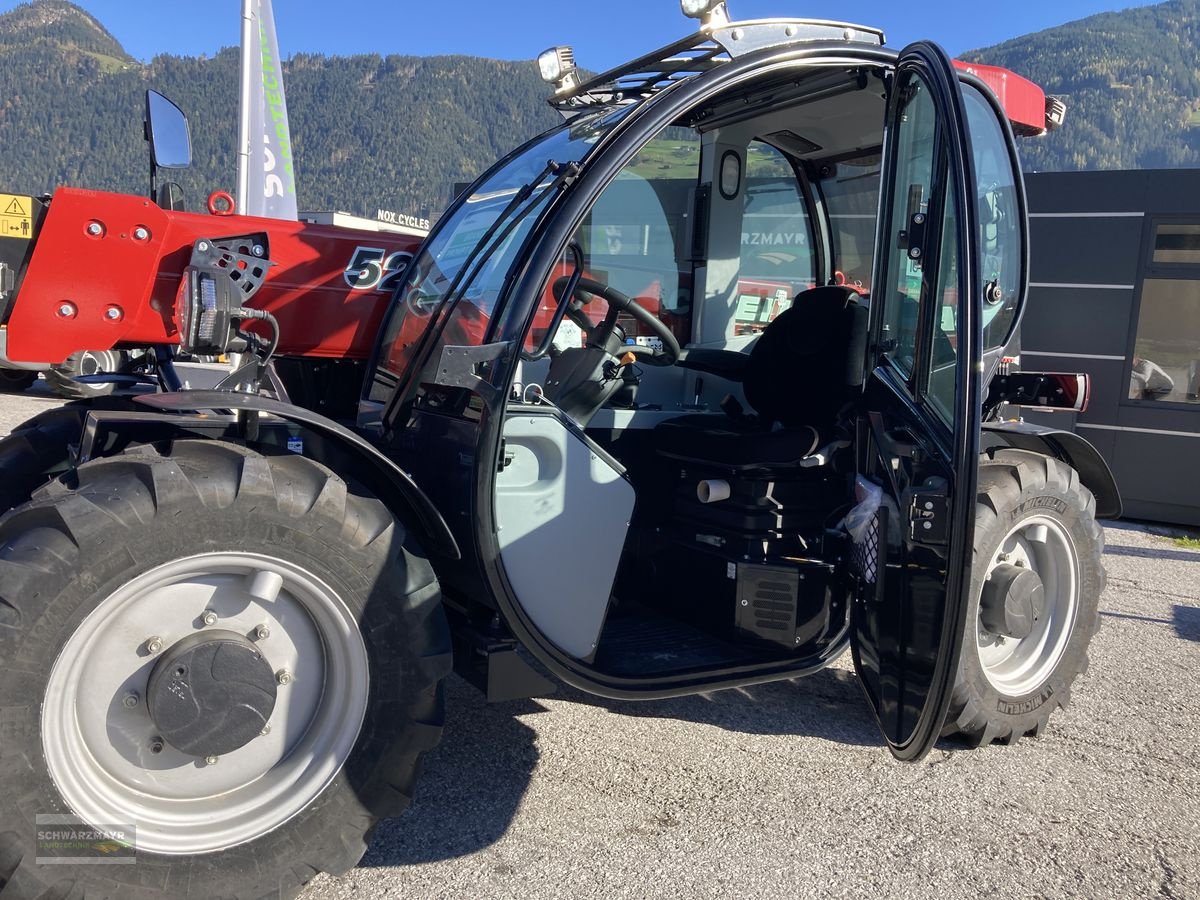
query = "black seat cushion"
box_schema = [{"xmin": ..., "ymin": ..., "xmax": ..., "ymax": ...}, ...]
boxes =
[
  {"xmin": 742, "ymin": 285, "xmax": 868, "ymax": 428},
  {"xmin": 653, "ymin": 286, "xmax": 865, "ymax": 470},
  {"xmin": 655, "ymin": 414, "xmax": 835, "ymax": 470}
]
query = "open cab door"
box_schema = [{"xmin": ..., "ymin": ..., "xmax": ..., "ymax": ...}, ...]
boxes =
[{"xmin": 852, "ymin": 43, "xmax": 984, "ymax": 761}]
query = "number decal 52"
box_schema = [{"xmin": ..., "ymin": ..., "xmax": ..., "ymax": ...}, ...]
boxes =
[{"xmin": 344, "ymin": 246, "xmax": 415, "ymax": 292}]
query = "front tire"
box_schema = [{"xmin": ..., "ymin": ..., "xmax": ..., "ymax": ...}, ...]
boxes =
[
  {"xmin": 0, "ymin": 369, "xmax": 36, "ymax": 393},
  {"xmin": 0, "ymin": 440, "xmax": 451, "ymax": 899},
  {"xmin": 945, "ymin": 450, "xmax": 1105, "ymax": 746},
  {"xmin": 0, "ymin": 400, "xmax": 136, "ymax": 515}
]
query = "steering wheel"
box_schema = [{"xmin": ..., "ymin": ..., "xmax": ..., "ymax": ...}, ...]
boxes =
[{"xmin": 552, "ymin": 276, "xmax": 680, "ymax": 367}]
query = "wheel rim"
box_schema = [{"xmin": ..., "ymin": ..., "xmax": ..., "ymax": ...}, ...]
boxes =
[
  {"xmin": 976, "ymin": 515, "xmax": 1079, "ymax": 696},
  {"xmin": 74, "ymin": 351, "xmax": 117, "ymax": 391},
  {"xmin": 42, "ymin": 552, "xmax": 371, "ymax": 855}
]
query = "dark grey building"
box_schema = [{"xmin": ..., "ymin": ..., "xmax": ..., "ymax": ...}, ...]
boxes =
[{"xmin": 1022, "ymin": 169, "xmax": 1200, "ymax": 526}]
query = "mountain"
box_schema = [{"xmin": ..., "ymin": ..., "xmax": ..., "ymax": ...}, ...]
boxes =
[
  {"xmin": 0, "ymin": 0, "xmax": 560, "ymax": 220},
  {"xmin": 962, "ymin": 0, "xmax": 1200, "ymax": 171},
  {"xmin": 2, "ymin": 0, "xmax": 1200, "ymax": 220},
  {"xmin": 0, "ymin": 0, "xmax": 128, "ymax": 63}
]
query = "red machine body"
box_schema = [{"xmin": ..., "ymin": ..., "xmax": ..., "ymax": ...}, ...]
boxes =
[{"xmin": 6, "ymin": 187, "xmax": 422, "ymax": 364}]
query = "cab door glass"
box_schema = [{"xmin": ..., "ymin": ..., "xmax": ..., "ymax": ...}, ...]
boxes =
[
  {"xmin": 877, "ymin": 75, "xmax": 940, "ymax": 379},
  {"xmin": 734, "ymin": 141, "xmax": 815, "ymax": 335}
]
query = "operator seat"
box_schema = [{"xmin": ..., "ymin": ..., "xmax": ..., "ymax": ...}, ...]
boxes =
[{"xmin": 654, "ymin": 285, "xmax": 868, "ymax": 469}]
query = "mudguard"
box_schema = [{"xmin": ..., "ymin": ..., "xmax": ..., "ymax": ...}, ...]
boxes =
[
  {"xmin": 982, "ymin": 420, "xmax": 1122, "ymax": 519},
  {"xmin": 129, "ymin": 391, "xmax": 460, "ymax": 559}
]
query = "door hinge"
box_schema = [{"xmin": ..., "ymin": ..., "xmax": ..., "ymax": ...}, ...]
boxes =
[
  {"xmin": 908, "ymin": 485, "xmax": 949, "ymax": 545},
  {"xmin": 898, "ymin": 210, "xmax": 928, "ymax": 266}
]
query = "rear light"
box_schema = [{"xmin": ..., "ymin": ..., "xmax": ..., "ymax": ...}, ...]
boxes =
[{"xmin": 986, "ymin": 371, "xmax": 1089, "ymax": 413}]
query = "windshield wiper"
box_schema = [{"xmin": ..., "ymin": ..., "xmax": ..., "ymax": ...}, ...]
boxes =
[
  {"xmin": 383, "ymin": 159, "xmax": 582, "ymax": 428},
  {"xmin": 439, "ymin": 159, "xmax": 580, "ymax": 317}
]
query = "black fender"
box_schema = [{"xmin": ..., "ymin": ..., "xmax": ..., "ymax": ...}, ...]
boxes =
[
  {"xmin": 981, "ymin": 421, "xmax": 1122, "ymax": 519},
  {"xmin": 117, "ymin": 391, "xmax": 460, "ymax": 559}
]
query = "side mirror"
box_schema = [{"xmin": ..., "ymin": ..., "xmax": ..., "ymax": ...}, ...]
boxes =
[{"xmin": 144, "ymin": 91, "xmax": 192, "ymax": 170}]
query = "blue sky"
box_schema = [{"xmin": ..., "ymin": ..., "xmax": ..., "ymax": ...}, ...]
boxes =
[{"xmin": 3, "ymin": 0, "xmax": 1162, "ymax": 66}]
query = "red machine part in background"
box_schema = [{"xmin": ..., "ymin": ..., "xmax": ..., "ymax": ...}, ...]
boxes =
[
  {"xmin": 952, "ymin": 60, "xmax": 1054, "ymax": 137},
  {"xmin": 6, "ymin": 188, "xmax": 423, "ymax": 364}
]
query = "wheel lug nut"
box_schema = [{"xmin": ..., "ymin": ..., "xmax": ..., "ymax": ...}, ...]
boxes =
[
  {"xmin": 144, "ymin": 636, "xmax": 164, "ymax": 654},
  {"xmin": 205, "ymin": 755, "xmax": 219, "ymax": 766},
  {"xmin": 254, "ymin": 624, "xmax": 270, "ymax": 641},
  {"xmin": 201, "ymin": 610, "xmax": 219, "ymax": 627},
  {"xmin": 122, "ymin": 692, "xmax": 140, "ymax": 709},
  {"xmin": 276, "ymin": 669, "xmax": 292, "ymax": 686},
  {"xmin": 149, "ymin": 737, "xmax": 164, "ymax": 754},
  {"xmin": 261, "ymin": 724, "xmax": 271, "ymax": 736}
]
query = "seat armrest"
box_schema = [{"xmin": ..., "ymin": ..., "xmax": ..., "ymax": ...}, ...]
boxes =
[{"xmin": 675, "ymin": 348, "xmax": 750, "ymax": 382}]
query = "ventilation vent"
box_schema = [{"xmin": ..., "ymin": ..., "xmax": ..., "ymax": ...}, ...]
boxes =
[{"xmin": 735, "ymin": 564, "xmax": 798, "ymax": 646}]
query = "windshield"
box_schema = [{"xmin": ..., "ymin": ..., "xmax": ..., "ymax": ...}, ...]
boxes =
[{"xmin": 367, "ymin": 109, "xmax": 626, "ymax": 401}]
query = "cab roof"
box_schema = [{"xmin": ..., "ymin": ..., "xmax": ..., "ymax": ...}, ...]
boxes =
[{"xmin": 549, "ymin": 19, "xmax": 887, "ymax": 112}]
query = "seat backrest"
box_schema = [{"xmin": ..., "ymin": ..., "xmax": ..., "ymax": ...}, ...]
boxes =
[{"xmin": 742, "ymin": 285, "xmax": 868, "ymax": 428}]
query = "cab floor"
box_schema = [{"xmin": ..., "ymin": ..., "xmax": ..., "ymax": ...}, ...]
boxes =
[{"xmin": 593, "ymin": 610, "xmax": 778, "ymax": 677}]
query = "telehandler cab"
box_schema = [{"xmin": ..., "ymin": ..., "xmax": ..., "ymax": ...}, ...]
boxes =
[{"xmin": 0, "ymin": 4, "xmax": 1118, "ymax": 897}]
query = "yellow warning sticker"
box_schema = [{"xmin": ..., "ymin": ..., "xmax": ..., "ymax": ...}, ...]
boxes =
[{"xmin": 0, "ymin": 193, "xmax": 33, "ymax": 239}]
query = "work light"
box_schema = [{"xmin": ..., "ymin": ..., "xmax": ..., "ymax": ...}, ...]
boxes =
[
  {"xmin": 538, "ymin": 46, "xmax": 579, "ymax": 93},
  {"xmin": 680, "ymin": 0, "xmax": 730, "ymax": 27},
  {"xmin": 178, "ymin": 234, "xmax": 274, "ymax": 357}
]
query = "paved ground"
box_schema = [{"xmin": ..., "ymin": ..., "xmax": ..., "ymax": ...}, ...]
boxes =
[{"xmin": 2, "ymin": 388, "xmax": 1197, "ymax": 899}]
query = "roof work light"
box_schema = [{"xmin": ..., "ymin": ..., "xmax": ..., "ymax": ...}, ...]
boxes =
[
  {"xmin": 538, "ymin": 46, "xmax": 580, "ymax": 94},
  {"xmin": 680, "ymin": 0, "xmax": 730, "ymax": 28}
]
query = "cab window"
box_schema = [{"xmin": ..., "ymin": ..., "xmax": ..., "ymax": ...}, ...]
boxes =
[
  {"xmin": 734, "ymin": 142, "xmax": 815, "ymax": 335},
  {"xmin": 819, "ymin": 155, "xmax": 881, "ymax": 296},
  {"xmin": 963, "ymin": 84, "xmax": 1023, "ymax": 353},
  {"xmin": 529, "ymin": 129, "xmax": 701, "ymax": 354},
  {"xmin": 927, "ymin": 83, "xmax": 1024, "ymax": 418}
]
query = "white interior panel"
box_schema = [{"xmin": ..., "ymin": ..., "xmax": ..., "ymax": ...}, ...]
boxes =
[{"xmin": 495, "ymin": 410, "xmax": 635, "ymax": 659}]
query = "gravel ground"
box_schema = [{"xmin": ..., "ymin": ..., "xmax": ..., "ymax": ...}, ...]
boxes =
[{"xmin": 1, "ymin": 388, "xmax": 1197, "ymax": 899}]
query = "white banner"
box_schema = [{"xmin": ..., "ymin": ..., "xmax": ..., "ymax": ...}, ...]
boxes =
[{"xmin": 239, "ymin": 0, "xmax": 298, "ymax": 218}]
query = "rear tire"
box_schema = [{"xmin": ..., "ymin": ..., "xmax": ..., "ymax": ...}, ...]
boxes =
[
  {"xmin": 0, "ymin": 369, "xmax": 36, "ymax": 393},
  {"xmin": 44, "ymin": 350, "xmax": 127, "ymax": 399},
  {"xmin": 945, "ymin": 450, "xmax": 1105, "ymax": 746},
  {"xmin": 0, "ymin": 440, "xmax": 452, "ymax": 899}
]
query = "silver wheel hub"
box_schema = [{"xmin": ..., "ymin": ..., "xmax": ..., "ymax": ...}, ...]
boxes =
[
  {"xmin": 42, "ymin": 553, "xmax": 371, "ymax": 855},
  {"xmin": 976, "ymin": 515, "xmax": 1079, "ymax": 697}
]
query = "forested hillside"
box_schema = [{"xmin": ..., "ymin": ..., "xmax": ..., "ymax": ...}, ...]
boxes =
[
  {"xmin": 963, "ymin": 0, "xmax": 1200, "ymax": 171},
  {"xmin": 2, "ymin": 0, "xmax": 1200, "ymax": 220},
  {"xmin": 0, "ymin": 0, "xmax": 560, "ymax": 219}
]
